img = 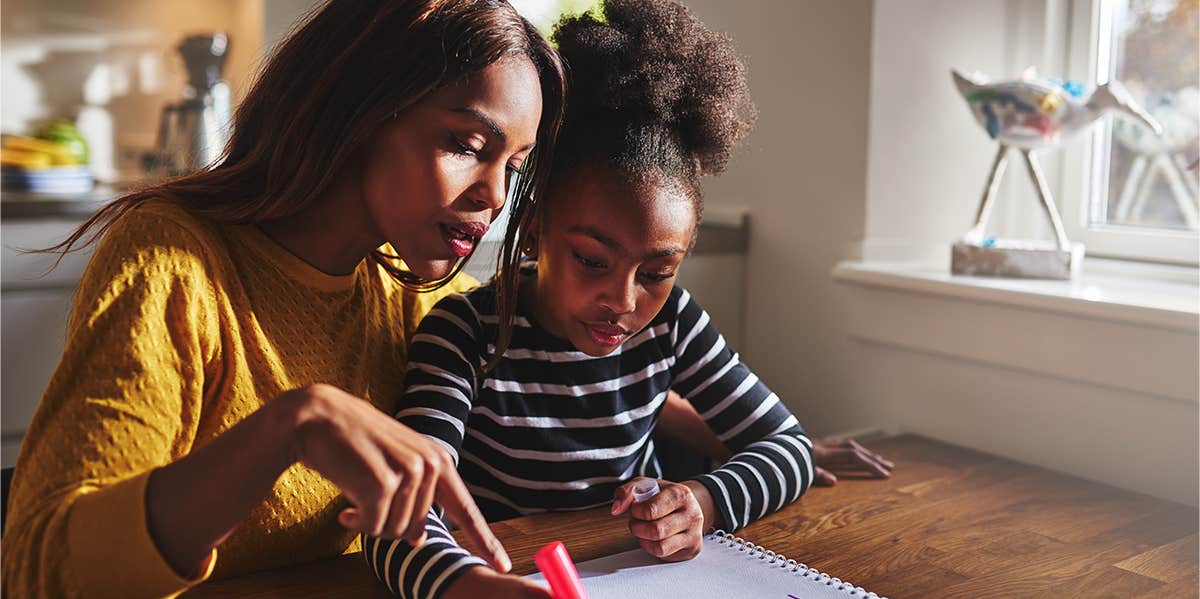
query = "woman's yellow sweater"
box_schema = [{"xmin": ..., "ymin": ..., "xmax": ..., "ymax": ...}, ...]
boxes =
[{"xmin": 1, "ymin": 200, "xmax": 475, "ymax": 598}]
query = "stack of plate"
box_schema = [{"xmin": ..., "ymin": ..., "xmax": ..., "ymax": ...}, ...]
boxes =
[{"xmin": 1, "ymin": 166, "xmax": 94, "ymax": 195}]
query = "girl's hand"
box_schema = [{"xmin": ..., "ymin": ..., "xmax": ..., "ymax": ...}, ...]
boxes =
[
  {"xmin": 811, "ymin": 438, "xmax": 894, "ymax": 486},
  {"xmin": 611, "ymin": 478, "xmax": 711, "ymax": 562},
  {"xmin": 441, "ymin": 567, "xmax": 553, "ymax": 599},
  {"xmin": 278, "ymin": 384, "xmax": 510, "ymax": 571}
]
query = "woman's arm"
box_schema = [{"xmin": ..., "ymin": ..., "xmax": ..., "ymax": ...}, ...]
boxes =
[
  {"xmin": 1, "ymin": 215, "xmax": 503, "ymax": 599},
  {"xmin": 4, "ymin": 213, "xmax": 234, "ymax": 597},
  {"xmin": 656, "ymin": 393, "xmax": 893, "ymax": 486},
  {"xmin": 656, "ymin": 390, "xmax": 731, "ymax": 462},
  {"xmin": 147, "ymin": 383, "xmax": 503, "ymax": 578}
]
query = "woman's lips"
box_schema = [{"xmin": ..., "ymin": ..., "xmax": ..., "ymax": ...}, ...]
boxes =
[
  {"xmin": 440, "ymin": 222, "xmax": 488, "ymax": 257},
  {"xmin": 452, "ymin": 221, "xmax": 489, "ymax": 238}
]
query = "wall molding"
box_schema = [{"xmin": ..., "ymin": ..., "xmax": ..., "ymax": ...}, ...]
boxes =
[{"xmin": 833, "ymin": 261, "xmax": 1198, "ymax": 403}]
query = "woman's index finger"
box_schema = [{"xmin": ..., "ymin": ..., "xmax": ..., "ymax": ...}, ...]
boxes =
[{"xmin": 436, "ymin": 472, "xmax": 512, "ymax": 572}]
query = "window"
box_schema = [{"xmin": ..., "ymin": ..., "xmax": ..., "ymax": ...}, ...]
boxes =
[
  {"xmin": 476, "ymin": 0, "xmax": 598, "ymax": 247},
  {"xmin": 508, "ymin": 0, "xmax": 599, "ymax": 34},
  {"xmin": 1062, "ymin": 0, "xmax": 1199, "ymax": 265}
]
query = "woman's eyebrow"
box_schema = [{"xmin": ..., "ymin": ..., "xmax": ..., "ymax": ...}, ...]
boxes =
[
  {"xmin": 451, "ymin": 107, "xmax": 506, "ymax": 141},
  {"xmin": 451, "ymin": 107, "xmax": 536, "ymax": 151}
]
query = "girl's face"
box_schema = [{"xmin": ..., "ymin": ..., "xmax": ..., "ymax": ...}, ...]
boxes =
[
  {"xmin": 531, "ymin": 166, "xmax": 696, "ymax": 356},
  {"xmin": 361, "ymin": 55, "xmax": 543, "ymax": 280}
]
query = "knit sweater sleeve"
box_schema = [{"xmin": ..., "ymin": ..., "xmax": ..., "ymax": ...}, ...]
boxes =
[
  {"xmin": 2, "ymin": 203, "xmax": 222, "ymax": 599},
  {"xmin": 363, "ymin": 292, "xmax": 489, "ymax": 599},
  {"xmin": 668, "ymin": 287, "xmax": 815, "ymax": 532}
]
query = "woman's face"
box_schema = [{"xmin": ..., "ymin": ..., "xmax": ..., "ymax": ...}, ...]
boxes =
[
  {"xmin": 361, "ymin": 55, "xmax": 543, "ymax": 280},
  {"xmin": 531, "ymin": 166, "xmax": 697, "ymax": 356}
]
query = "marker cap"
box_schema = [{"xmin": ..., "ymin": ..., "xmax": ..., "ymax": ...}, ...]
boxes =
[{"xmin": 632, "ymin": 479, "xmax": 660, "ymax": 503}]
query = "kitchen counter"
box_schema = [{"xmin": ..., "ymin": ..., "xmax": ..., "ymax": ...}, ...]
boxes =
[{"xmin": 1, "ymin": 186, "xmax": 126, "ymax": 220}]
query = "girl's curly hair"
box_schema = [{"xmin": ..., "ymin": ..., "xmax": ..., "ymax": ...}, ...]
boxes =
[{"xmin": 550, "ymin": 0, "xmax": 755, "ymax": 196}]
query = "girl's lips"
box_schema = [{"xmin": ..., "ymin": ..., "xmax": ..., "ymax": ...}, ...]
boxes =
[{"xmin": 585, "ymin": 323, "xmax": 627, "ymax": 347}]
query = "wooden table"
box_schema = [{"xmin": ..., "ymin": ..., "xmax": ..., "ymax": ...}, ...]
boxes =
[{"xmin": 185, "ymin": 435, "xmax": 1198, "ymax": 598}]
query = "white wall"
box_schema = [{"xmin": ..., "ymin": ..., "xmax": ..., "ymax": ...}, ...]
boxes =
[
  {"xmin": 684, "ymin": 0, "xmax": 1197, "ymax": 506},
  {"xmin": 838, "ymin": 268, "xmax": 1198, "ymax": 505},
  {"xmin": 865, "ymin": 1, "xmax": 1011, "ymax": 262},
  {"xmin": 262, "ymin": 0, "xmax": 320, "ymax": 56},
  {"xmin": 681, "ymin": 0, "xmax": 876, "ymax": 437}
]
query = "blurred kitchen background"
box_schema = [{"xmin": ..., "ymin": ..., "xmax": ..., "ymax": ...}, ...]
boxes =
[
  {"xmin": 1, "ymin": 0, "xmax": 317, "ymax": 183},
  {"xmin": 0, "ymin": 0, "xmax": 312, "ymax": 466}
]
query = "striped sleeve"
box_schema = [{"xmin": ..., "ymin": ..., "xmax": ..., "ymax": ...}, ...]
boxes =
[
  {"xmin": 363, "ymin": 509, "xmax": 487, "ymax": 599},
  {"xmin": 362, "ymin": 293, "xmax": 487, "ymax": 598},
  {"xmin": 669, "ymin": 288, "xmax": 815, "ymax": 532}
]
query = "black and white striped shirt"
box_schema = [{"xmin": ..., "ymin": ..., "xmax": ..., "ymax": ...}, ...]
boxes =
[{"xmin": 364, "ymin": 279, "xmax": 814, "ymax": 598}]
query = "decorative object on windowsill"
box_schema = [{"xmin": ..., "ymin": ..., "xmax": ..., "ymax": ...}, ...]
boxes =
[
  {"xmin": 950, "ymin": 67, "xmax": 1163, "ymax": 279},
  {"xmin": 1111, "ymin": 85, "xmax": 1199, "ymax": 229}
]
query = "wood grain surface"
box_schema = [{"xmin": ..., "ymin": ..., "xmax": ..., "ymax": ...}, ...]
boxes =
[{"xmin": 184, "ymin": 434, "xmax": 1198, "ymax": 598}]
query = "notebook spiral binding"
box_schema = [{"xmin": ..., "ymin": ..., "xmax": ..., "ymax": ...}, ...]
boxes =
[{"xmin": 707, "ymin": 530, "xmax": 887, "ymax": 599}]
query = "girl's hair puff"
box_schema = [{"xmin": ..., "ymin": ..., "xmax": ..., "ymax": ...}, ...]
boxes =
[{"xmin": 549, "ymin": 0, "xmax": 755, "ymax": 197}]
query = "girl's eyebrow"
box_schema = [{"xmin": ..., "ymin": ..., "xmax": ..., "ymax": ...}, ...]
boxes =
[
  {"xmin": 645, "ymin": 248, "xmax": 684, "ymax": 259},
  {"xmin": 450, "ymin": 107, "xmax": 537, "ymax": 152},
  {"xmin": 567, "ymin": 226, "xmax": 684, "ymax": 260}
]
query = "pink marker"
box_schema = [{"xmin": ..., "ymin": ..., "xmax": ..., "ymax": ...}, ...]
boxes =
[{"xmin": 535, "ymin": 541, "xmax": 589, "ymax": 599}]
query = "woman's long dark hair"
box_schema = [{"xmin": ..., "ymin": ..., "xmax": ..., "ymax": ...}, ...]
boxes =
[{"xmin": 42, "ymin": 0, "xmax": 564, "ymax": 367}]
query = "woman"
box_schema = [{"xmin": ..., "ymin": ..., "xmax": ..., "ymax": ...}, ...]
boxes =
[{"xmin": 1, "ymin": 1, "xmax": 563, "ymax": 597}]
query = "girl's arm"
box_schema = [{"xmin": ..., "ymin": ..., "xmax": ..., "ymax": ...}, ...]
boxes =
[
  {"xmin": 667, "ymin": 288, "xmax": 815, "ymax": 532},
  {"xmin": 363, "ymin": 293, "xmax": 515, "ymax": 599},
  {"xmin": 614, "ymin": 287, "xmax": 813, "ymax": 563}
]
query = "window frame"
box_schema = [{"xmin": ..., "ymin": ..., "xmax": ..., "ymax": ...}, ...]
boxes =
[{"xmin": 1058, "ymin": 0, "xmax": 1199, "ymax": 266}]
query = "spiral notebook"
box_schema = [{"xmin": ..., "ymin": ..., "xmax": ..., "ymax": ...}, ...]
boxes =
[{"xmin": 527, "ymin": 529, "xmax": 886, "ymax": 599}]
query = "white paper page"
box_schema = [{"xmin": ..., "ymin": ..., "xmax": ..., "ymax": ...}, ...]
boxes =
[{"xmin": 526, "ymin": 534, "xmax": 884, "ymax": 599}]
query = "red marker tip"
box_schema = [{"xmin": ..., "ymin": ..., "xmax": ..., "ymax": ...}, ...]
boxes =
[{"xmin": 535, "ymin": 541, "xmax": 589, "ymax": 599}]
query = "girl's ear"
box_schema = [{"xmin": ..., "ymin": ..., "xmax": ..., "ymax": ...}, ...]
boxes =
[{"xmin": 520, "ymin": 210, "xmax": 543, "ymax": 257}]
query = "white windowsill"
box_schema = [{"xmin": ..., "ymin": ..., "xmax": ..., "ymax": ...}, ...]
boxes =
[{"xmin": 832, "ymin": 258, "xmax": 1198, "ymax": 333}]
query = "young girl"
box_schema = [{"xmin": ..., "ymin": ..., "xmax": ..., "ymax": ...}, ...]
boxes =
[
  {"xmin": 364, "ymin": 2, "xmax": 817, "ymax": 597},
  {"xmin": 2, "ymin": 1, "xmax": 563, "ymax": 596}
]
